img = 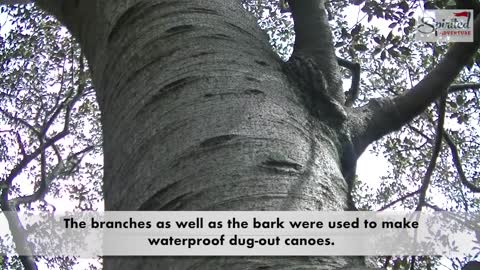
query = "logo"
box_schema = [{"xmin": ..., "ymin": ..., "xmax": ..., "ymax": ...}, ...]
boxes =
[{"xmin": 415, "ymin": 9, "xmax": 473, "ymax": 42}]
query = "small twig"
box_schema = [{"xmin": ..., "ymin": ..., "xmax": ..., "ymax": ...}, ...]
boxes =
[
  {"xmin": 62, "ymin": 145, "xmax": 95, "ymax": 176},
  {"xmin": 15, "ymin": 132, "xmax": 26, "ymax": 157},
  {"xmin": 441, "ymin": 132, "xmax": 469, "ymax": 211},
  {"xmin": 46, "ymin": 51, "xmax": 68, "ymax": 117},
  {"xmin": 41, "ymin": 52, "xmax": 85, "ymax": 137},
  {"xmin": 448, "ymin": 83, "xmax": 480, "ymax": 93},
  {"xmin": 407, "ymin": 124, "xmax": 432, "ymax": 142},
  {"xmin": 378, "ymin": 190, "xmax": 420, "ymax": 211},
  {"xmin": 0, "ymin": 108, "xmax": 40, "ymax": 138},
  {"xmin": 423, "ymin": 202, "xmax": 445, "ymax": 211}
]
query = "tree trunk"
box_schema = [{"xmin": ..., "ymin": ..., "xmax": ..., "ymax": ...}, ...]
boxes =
[{"xmin": 38, "ymin": 0, "xmax": 366, "ymax": 269}]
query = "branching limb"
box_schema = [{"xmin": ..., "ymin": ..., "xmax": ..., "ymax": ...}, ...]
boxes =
[
  {"xmin": 415, "ymin": 92, "xmax": 447, "ymax": 211},
  {"xmin": 423, "ymin": 202, "xmax": 445, "ymax": 211},
  {"xmin": 0, "ymin": 65, "xmax": 85, "ymax": 270},
  {"xmin": 284, "ymin": 54, "xmax": 347, "ymax": 122},
  {"xmin": 15, "ymin": 132, "xmax": 26, "ymax": 157},
  {"xmin": 463, "ymin": 261, "xmax": 480, "ymax": 270},
  {"xmin": 352, "ymin": 6, "xmax": 480, "ymax": 155},
  {"xmin": 0, "ymin": 108, "xmax": 41, "ymax": 138},
  {"xmin": 42, "ymin": 53, "xmax": 84, "ymax": 136},
  {"xmin": 408, "ymin": 122, "xmax": 470, "ymax": 209},
  {"xmin": 9, "ymin": 145, "xmax": 64, "ymax": 207},
  {"xmin": 337, "ymin": 57, "xmax": 361, "ymax": 107},
  {"xmin": 0, "ymin": 210, "xmax": 38, "ymax": 270},
  {"xmin": 0, "ymin": 139, "xmax": 65, "ymax": 270},
  {"xmin": 378, "ymin": 95, "xmax": 446, "ymax": 211},
  {"xmin": 443, "ymin": 132, "xmax": 480, "ymax": 192},
  {"xmin": 1, "ymin": 58, "xmax": 85, "ymax": 200},
  {"xmin": 1, "ymin": 95, "xmax": 80, "ymax": 202},
  {"xmin": 449, "ymin": 83, "xmax": 480, "ymax": 93},
  {"xmin": 287, "ymin": 0, "xmax": 345, "ymax": 104}
]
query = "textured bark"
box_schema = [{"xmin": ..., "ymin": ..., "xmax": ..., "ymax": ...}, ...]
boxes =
[
  {"xmin": 37, "ymin": 0, "xmax": 364, "ymax": 269},
  {"xmin": 35, "ymin": 0, "xmax": 480, "ymax": 269}
]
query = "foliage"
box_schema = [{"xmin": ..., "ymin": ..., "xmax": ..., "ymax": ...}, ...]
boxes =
[
  {"xmin": 0, "ymin": 3, "xmax": 102, "ymax": 269},
  {"xmin": 243, "ymin": 0, "xmax": 480, "ymax": 269}
]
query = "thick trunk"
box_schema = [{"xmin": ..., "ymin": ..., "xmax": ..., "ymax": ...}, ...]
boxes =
[
  {"xmin": 92, "ymin": 0, "xmax": 349, "ymax": 212},
  {"xmin": 38, "ymin": 0, "xmax": 363, "ymax": 269},
  {"xmin": 33, "ymin": 0, "xmax": 480, "ymax": 268}
]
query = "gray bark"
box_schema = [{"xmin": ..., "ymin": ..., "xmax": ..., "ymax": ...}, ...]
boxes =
[
  {"xmin": 32, "ymin": 0, "xmax": 480, "ymax": 268},
  {"xmin": 32, "ymin": 0, "xmax": 435, "ymax": 269}
]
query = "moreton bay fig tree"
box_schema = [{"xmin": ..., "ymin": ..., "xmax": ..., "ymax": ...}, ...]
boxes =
[{"xmin": 3, "ymin": 0, "xmax": 479, "ymax": 269}]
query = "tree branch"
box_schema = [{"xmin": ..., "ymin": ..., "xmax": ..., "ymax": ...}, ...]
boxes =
[
  {"xmin": 11, "ymin": 146, "xmax": 64, "ymax": 206},
  {"xmin": 377, "ymin": 190, "xmax": 420, "ymax": 211},
  {"xmin": 378, "ymin": 95, "xmax": 446, "ymax": 212},
  {"xmin": 337, "ymin": 57, "xmax": 361, "ymax": 107},
  {"xmin": 1, "ymin": 78, "xmax": 83, "ymax": 204},
  {"xmin": 0, "ymin": 0, "xmax": 32, "ymax": 5},
  {"xmin": 423, "ymin": 202, "xmax": 445, "ymax": 211},
  {"xmin": 448, "ymin": 83, "xmax": 480, "ymax": 93},
  {"xmin": 416, "ymin": 92, "xmax": 447, "ymax": 211},
  {"xmin": 462, "ymin": 261, "xmax": 480, "ymax": 270},
  {"xmin": 0, "ymin": 108, "xmax": 41, "ymax": 138},
  {"xmin": 288, "ymin": 0, "xmax": 345, "ymax": 104},
  {"xmin": 15, "ymin": 132, "xmax": 26, "ymax": 157},
  {"xmin": 353, "ymin": 10, "xmax": 480, "ymax": 155},
  {"xmin": 0, "ymin": 210, "xmax": 38, "ymax": 270},
  {"xmin": 443, "ymin": 132, "xmax": 480, "ymax": 192},
  {"xmin": 0, "ymin": 53, "xmax": 88, "ymax": 270}
]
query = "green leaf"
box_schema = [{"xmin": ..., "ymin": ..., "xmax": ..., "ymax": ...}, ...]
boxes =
[
  {"xmin": 456, "ymin": 95, "xmax": 464, "ymax": 106},
  {"xmin": 354, "ymin": 43, "xmax": 368, "ymax": 51},
  {"xmin": 388, "ymin": 48, "xmax": 400, "ymax": 58},
  {"xmin": 351, "ymin": 24, "xmax": 362, "ymax": 36},
  {"xmin": 398, "ymin": 1, "xmax": 409, "ymax": 13},
  {"xmin": 351, "ymin": 0, "xmax": 366, "ymax": 5},
  {"xmin": 381, "ymin": 50, "xmax": 387, "ymax": 60}
]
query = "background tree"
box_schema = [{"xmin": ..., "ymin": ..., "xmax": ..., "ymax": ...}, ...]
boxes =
[
  {"xmin": 0, "ymin": 0, "xmax": 479, "ymax": 269},
  {"xmin": 0, "ymin": 4, "xmax": 102, "ymax": 269}
]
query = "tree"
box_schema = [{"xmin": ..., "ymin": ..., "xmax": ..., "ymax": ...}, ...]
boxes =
[
  {"xmin": 1, "ymin": 0, "xmax": 480, "ymax": 269},
  {"xmin": 0, "ymin": 4, "xmax": 102, "ymax": 269}
]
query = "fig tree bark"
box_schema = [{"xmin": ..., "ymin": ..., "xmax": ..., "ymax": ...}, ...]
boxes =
[{"xmin": 31, "ymin": 0, "xmax": 480, "ymax": 269}]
